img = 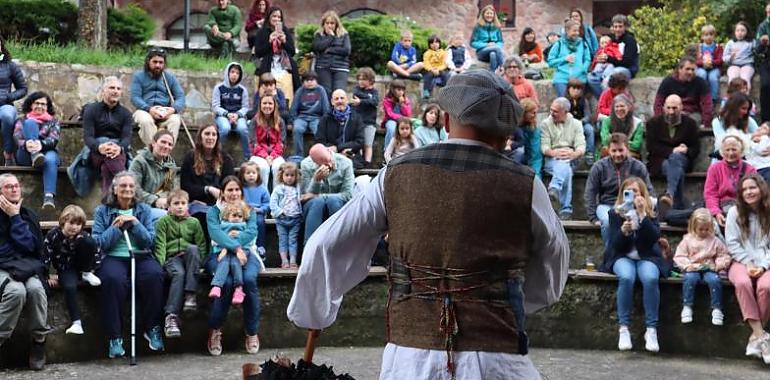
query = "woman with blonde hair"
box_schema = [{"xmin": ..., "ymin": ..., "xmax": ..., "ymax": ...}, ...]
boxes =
[
  {"xmin": 469, "ymin": 4, "xmax": 505, "ymax": 71},
  {"xmin": 312, "ymin": 10, "xmax": 351, "ymax": 95},
  {"xmin": 600, "ymin": 176, "xmax": 669, "ymax": 353}
]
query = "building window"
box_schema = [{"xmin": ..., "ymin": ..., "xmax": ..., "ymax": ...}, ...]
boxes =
[
  {"xmin": 478, "ymin": 0, "xmax": 515, "ymax": 28},
  {"xmin": 166, "ymin": 12, "xmax": 209, "ymax": 44},
  {"xmin": 341, "ymin": 8, "xmax": 385, "ymax": 19}
]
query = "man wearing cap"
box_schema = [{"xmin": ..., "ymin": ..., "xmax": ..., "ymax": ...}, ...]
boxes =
[
  {"xmin": 130, "ymin": 48, "xmax": 186, "ymax": 147},
  {"xmin": 288, "ymin": 70, "xmax": 569, "ymax": 379}
]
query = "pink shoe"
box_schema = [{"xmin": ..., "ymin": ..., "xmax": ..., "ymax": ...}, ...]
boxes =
[
  {"xmin": 208, "ymin": 286, "xmax": 221, "ymax": 298},
  {"xmin": 232, "ymin": 286, "xmax": 245, "ymax": 305}
]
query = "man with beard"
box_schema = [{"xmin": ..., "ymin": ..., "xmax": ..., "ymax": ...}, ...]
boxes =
[
  {"xmin": 288, "ymin": 70, "xmax": 569, "ymax": 380},
  {"xmin": 646, "ymin": 95, "xmax": 701, "ymax": 212},
  {"xmin": 130, "ymin": 48, "xmax": 186, "ymax": 147},
  {"xmin": 653, "ymin": 56, "xmax": 713, "ymax": 127},
  {"xmin": 204, "ymin": 0, "xmax": 242, "ymax": 58},
  {"xmin": 584, "ymin": 133, "xmax": 653, "ymax": 245},
  {"xmin": 314, "ymin": 89, "xmax": 366, "ymax": 168},
  {"xmin": 0, "ymin": 173, "xmax": 48, "ymax": 370}
]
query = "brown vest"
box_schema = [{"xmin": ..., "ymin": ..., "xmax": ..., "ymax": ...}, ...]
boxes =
[{"xmin": 384, "ymin": 143, "xmax": 534, "ymax": 354}]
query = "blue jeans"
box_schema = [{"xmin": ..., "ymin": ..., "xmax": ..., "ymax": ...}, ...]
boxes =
[
  {"xmin": 292, "ymin": 116, "xmax": 319, "ymax": 156},
  {"xmin": 255, "ymin": 212, "xmax": 266, "ymax": 249},
  {"xmin": 383, "ymin": 120, "xmax": 398, "ymax": 154},
  {"xmin": 588, "ymin": 66, "xmax": 632, "ymax": 98},
  {"xmin": 661, "ymin": 152, "xmax": 690, "ymax": 208},
  {"xmin": 0, "ymin": 104, "xmax": 16, "ymax": 154},
  {"xmin": 542, "ymin": 158, "xmax": 576, "ymax": 214},
  {"xmin": 682, "ymin": 271, "xmax": 723, "ymax": 309},
  {"xmin": 613, "ymin": 257, "xmax": 660, "ymax": 327},
  {"xmin": 303, "ymin": 195, "xmax": 345, "ymax": 243},
  {"xmin": 276, "ymin": 215, "xmax": 302, "ymax": 259},
  {"xmin": 596, "ymin": 204, "xmax": 613, "ymax": 245},
  {"xmin": 553, "ymin": 83, "xmax": 568, "ymax": 98},
  {"xmin": 215, "ymin": 116, "xmax": 250, "ymax": 160},
  {"xmin": 696, "ymin": 67, "xmax": 721, "ymax": 101},
  {"xmin": 16, "ymin": 119, "xmax": 59, "ymax": 194},
  {"xmin": 583, "ymin": 122, "xmax": 595, "ymax": 157},
  {"xmin": 206, "ymin": 252, "xmax": 260, "ymax": 335},
  {"xmin": 210, "ymin": 252, "xmax": 244, "ymax": 287},
  {"xmin": 476, "ymin": 46, "xmax": 505, "ymax": 71}
]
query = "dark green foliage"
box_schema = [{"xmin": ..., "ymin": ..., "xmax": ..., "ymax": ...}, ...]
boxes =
[
  {"xmin": 296, "ymin": 14, "xmax": 434, "ymax": 74},
  {"xmin": 107, "ymin": 4, "xmax": 156, "ymax": 48},
  {"xmin": 0, "ymin": 0, "xmax": 78, "ymax": 44}
]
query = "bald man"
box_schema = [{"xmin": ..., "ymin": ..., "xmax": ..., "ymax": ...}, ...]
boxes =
[
  {"xmin": 314, "ymin": 89, "xmax": 366, "ymax": 168},
  {"xmin": 299, "ymin": 143, "xmax": 355, "ymax": 243},
  {"xmin": 645, "ymin": 94, "xmax": 701, "ymax": 211}
]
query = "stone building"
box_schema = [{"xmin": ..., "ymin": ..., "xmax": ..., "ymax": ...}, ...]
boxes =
[{"xmin": 114, "ymin": 0, "xmax": 651, "ymax": 51}]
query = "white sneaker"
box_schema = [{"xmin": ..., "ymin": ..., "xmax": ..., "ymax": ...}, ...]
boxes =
[
  {"xmin": 681, "ymin": 305, "xmax": 693, "ymax": 324},
  {"xmin": 711, "ymin": 309, "xmax": 724, "ymax": 326},
  {"xmin": 761, "ymin": 336, "xmax": 770, "ymax": 365},
  {"xmin": 618, "ymin": 326, "xmax": 632, "ymax": 351},
  {"xmin": 66, "ymin": 321, "xmax": 84, "ymax": 335},
  {"xmin": 747, "ymin": 334, "xmax": 764, "ymax": 358},
  {"xmin": 644, "ymin": 327, "xmax": 659, "ymax": 353},
  {"xmin": 82, "ymin": 272, "xmax": 101, "ymax": 286}
]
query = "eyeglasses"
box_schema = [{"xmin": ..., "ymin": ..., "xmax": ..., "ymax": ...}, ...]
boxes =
[
  {"xmin": 2, "ymin": 184, "xmax": 20, "ymax": 190},
  {"xmin": 506, "ymin": 65, "xmax": 519, "ymax": 69},
  {"xmin": 149, "ymin": 47, "xmax": 166, "ymax": 54}
]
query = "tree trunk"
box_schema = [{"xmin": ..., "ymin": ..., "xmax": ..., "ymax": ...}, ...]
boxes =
[{"xmin": 78, "ymin": 0, "xmax": 108, "ymax": 49}]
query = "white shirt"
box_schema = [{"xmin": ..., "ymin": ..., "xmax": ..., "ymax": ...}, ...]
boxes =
[{"xmin": 287, "ymin": 139, "xmax": 570, "ymax": 380}]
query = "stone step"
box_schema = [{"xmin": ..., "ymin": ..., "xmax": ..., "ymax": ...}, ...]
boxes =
[{"xmin": 0, "ymin": 268, "xmax": 747, "ymax": 367}]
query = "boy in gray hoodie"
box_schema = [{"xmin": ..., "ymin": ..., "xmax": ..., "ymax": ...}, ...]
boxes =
[{"xmin": 212, "ymin": 62, "xmax": 250, "ymax": 161}]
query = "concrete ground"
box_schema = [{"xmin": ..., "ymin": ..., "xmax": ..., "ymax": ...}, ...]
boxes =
[{"xmin": 2, "ymin": 347, "xmax": 768, "ymax": 380}]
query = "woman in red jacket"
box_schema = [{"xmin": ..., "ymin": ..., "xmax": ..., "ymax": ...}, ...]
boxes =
[{"xmin": 250, "ymin": 95, "xmax": 285, "ymax": 191}]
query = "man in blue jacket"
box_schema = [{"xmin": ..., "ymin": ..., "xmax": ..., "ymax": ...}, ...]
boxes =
[
  {"xmin": 0, "ymin": 173, "xmax": 48, "ymax": 370},
  {"xmin": 131, "ymin": 48, "xmax": 186, "ymax": 147}
]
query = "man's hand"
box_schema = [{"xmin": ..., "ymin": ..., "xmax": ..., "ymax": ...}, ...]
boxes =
[
  {"xmin": 223, "ymin": 32, "xmax": 232, "ymax": 40},
  {"xmin": 48, "ymin": 278, "xmax": 59, "ymax": 288},
  {"xmin": 300, "ymin": 193, "xmax": 317, "ymax": 202},
  {"xmin": 155, "ymin": 197, "xmax": 168, "ymax": 209},
  {"xmin": 341, "ymin": 148, "xmax": 353, "ymax": 156},
  {"xmin": 313, "ymin": 165, "xmax": 330, "ymax": 181},
  {"xmin": 211, "ymin": 24, "xmax": 220, "ymax": 36},
  {"xmin": 673, "ymin": 144, "xmax": 688, "ymax": 154},
  {"xmin": 350, "ymin": 96, "xmax": 361, "ymax": 106},
  {"xmin": 227, "ymin": 113, "xmax": 238, "ymax": 124},
  {"xmin": 0, "ymin": 195, "xmax": 21, "ymax": 217}
]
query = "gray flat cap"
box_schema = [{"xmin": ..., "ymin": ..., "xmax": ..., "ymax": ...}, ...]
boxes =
[{"xmin": 436, "ymin": 69, "xmax": 522, "ymax": 137}]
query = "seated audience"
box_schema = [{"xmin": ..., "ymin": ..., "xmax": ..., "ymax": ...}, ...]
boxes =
[
  {"xmin": 541, "ymin": 97, "xmax": 586, "ymax": 220},
  {"xmin": 0, "ymin": 173, "xmax": 47, "ymax": 370},
  {"xmin": 0, "ymin": 36, "xmax": 28, "ymax": 166},
  {"xmin": 386, "ymin": 30, "xmax": 424, "ymax": 80},
  {"xmin": 422, "ymin": 35, "xmax": 450, "ymax": 99},
  {"xmin": 599, "ymin": 177, "xmax": 668, "ymax": 353},
  {"xmin": 250, "ymin": 95, "xmax": 285, "ymax": 190},
  {"xmin": 646, "ymin": 95, "xmax": 701, "ymax": 209},
  {"xmin": 564, "ymin": 79, "xmax": 594, "ymax": 165},
  {"xmin": 212, "ymin": 62, "xmax": 250, "ymax": 162},
  {"xmin": 289, "ymin": 71, "xmax": 330, "ymax": 156},
  {"xmin": 589, "ymin": 35, "xmax": 623, "ymax": 87},
  {"xmin": 725, "ymin": 174, "xmax": 770, "ymax": 363},
  {"xmin": 502, "ymin": 56, "xmax": 538, "ymax": 106},
  {"xmin": 254, "ymin": 6, "xmax": 300, "ymax": 93},
  {"xmin": 724, "ymin": 22, "xmax": 756, "ymax": 91},
  {"xmin": 204, "ymin": 0, "xmax": 242, "ymax": 58},
  {"xmin": 712, "ymin": 93, "xmax": 758, "ymax": 156},
  {"xmin": 315, "ymin": 89, "xmax": 365, "ymax": 168},
  {"xmin": 300, "ymin": 144, "xmax": 355, "ymax": 243},
  {"xmin": 384, "ymin": 117, "xmax": 420, "ymax": 163},
  {"xmin": 518, "ymin": 27, "xmax": 543, "ymax": 64},
  {"xmin": 567, "ymin": 7, "xmax": 599, "ymax": 56},
  {"xmin": 445, "ymin": 34, "xmax": 472, "ymax": 75},
  {"xmin": 747, "ymin": 122, "xmax": 770, "ymax": 184},
  {"xmin": 587, "ymin": 14, "xmax": 640, "ymax": 97},
  {"xmin": 130, "ymin": 48, "xmax": 185, "ymax": 147},
  {"xmin": 653, "ymin": 56, "xmax": 713, "ymax": 127},
  {"xmin": 470, "ymin": 5, "xmax": 505, "ymax": 71},
  {"xmin": 414, "ymin": 104, "xmax": 447, "ymax": 146},
  {"xmin": 12, "ymin": 91, "xmax": 60, "ymax": 209},
  {"xmin": 547, "ymin": 20, "xmax": 591, "ymax": 97},
  {"xmin": 381, "ymin": 79, "xmax": 412, "ymax": 153},
  {"xmin": 350, "ymin": 67, "xmax": 379, "ymax": 165},
  {"xmin": 704, "ymin": 134, "xmax": 757, "ymax": 226},
  {"xmin": 506, "ymin": 98, "xmax": 542, "ymax": 177},
  {"xmin": 597, "ymin": 72, "xmax": 632, "ymax": 122},
  {"xmin": 128, "ymin": 130, "xmax": 178, "ymax": 224},
  {"xmin": 598, "ymin": 94, "xmax": 644, "ymax": 159},
  {"xmin": 695, "ymin": 24, "xmax": 724, "ymax": 103}
]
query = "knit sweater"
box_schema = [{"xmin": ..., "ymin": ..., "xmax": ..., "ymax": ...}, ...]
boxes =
[
  {"xmin": 653, "ymin": 73, "xmax": 713, "ymax": 123},
  {"xmin": 204, "ymin": 4, "xmax": 242, "ymax": 37},
  {"xmin": 539, "ymin": 113, "xmax": 586, "ymax": 153},
  {"xmin": 703, "ymin": 160, "xmax": 756, "ymax": 216},
  {"xmin": 423, "ymin": 49, "xmax": 448, "ymax": 72},
  {"xmin": 511, "ymin": 77, "xmax": 539, "ymax": 106},
  {"xmin": 154, "ymin": 214, "xmax": 207, "ymax": 265},
  {"xmin": 290, "ymin": 86, "xmax": 330, "ymax": 119},
  {"xmin": 722, "ymin": 39, "xmax": 755, "ymax": 67},
  {"xmin": 725, "ymin": 206, "xmax": 770, "ymax": 269},
  {"xmin": 674, "ymin": 234, "xmax": 731, "ymax": 272},
  {"xmin": 644, "ymin": 114, "xmax": 700, "ymax": 177},
  {"xmin": 599, "ymin": 116, "xmax": 645, "ymax": 155}
]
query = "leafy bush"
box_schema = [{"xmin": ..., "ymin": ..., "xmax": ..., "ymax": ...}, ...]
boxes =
[
  {"xmin": 0, "ymin": 0, "xmax": 78, "ymax": 44},
  {"xmin": 630, "ymin": 1, "xmax": 712, "ymax": 74},
  {"xmin": 680, "ymin": 0, "xmax": 766, "ymax": 41},
  {"xmin": 296, "ymin": 14, "xmax": 435, "ymax": 74},
  {"xmin": 107, "ymin": 4, "xmax": 156, "ymax": 49}
]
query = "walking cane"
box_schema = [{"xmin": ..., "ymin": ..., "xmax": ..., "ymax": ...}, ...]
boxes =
[
  {"xmin": 161, "ymin": 72, "xmax": 196, "ymax": 149},
  {"xmin": 303, "ymin": 329, "xmax": 321, "ymax": 364},
  {"xmin": 123, "ymin": 229, "xmax": 138, "ymax": 366}
]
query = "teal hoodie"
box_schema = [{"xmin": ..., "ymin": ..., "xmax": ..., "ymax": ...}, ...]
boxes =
[{"xmin": 547, "ymin": 36, "xmax": 591, "ymax": 84}]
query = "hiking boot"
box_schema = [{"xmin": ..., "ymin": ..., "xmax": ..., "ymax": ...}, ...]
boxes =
[
  {"xmin": 584, "ymin": 152, "xmax": 595, "ymax": 167},
  {"xmin": 144, "ymin": 325, "xmax": 164, "ymax": 351},
  {"xmin": 711, "ymin": 308, "xmax": 724, "ymax": 326},
  {"xmin": 644, "ymin": 327, "xmax": 659, "ymax": 353},
  {"xmin": 81, "ymin": 271, "xmax": 101, "ymax": 286},
  {"xmin": 183, "ymin": 293, "xmax": 197, "ymax": 312},
  {"xmin": 681, "ymin": 305, "xmax": 693, "ymax": 324},
  {"xmin": 657, "ymin": 193, "xmax": 673, "ymax": 222},
  {"xmin": 42, "ymin": 194, "xmax": 55, "ymax": 210},
  {"xmin": 31, "ymin": 152, "xmax": 45, "ymax": 168},
  {"xmin": 164, "ymin": 314, "xmax": 181, "ymax": 338},
  {"xmin": 28, "ymin": 339, "xmax": 46, "ymax": 370},
  {"xmin": 618, "ymin": 326, "xmax": 632, "ymax": 351},
  {"xmin": 245, "ymin": 334, "xmax": 260, "ymax": 354},
  {"xmin": 208, "ymin": 329, "xmax": 223, "ymax": 356},
  {"xmin": 108, "ymin": 338, "xmax": 125, "ymax": 358}
]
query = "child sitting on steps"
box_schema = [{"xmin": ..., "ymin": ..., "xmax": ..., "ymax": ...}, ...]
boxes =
[{"xmin": 209, "ymin": 201, "xmax": 253, "ymax": 304}]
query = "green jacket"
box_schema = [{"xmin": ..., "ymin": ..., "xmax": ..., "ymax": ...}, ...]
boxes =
[
  {"xmin": 205, "ymin": 5, "xmax": 242, "ymax": 36},
  {"xmin": 128, "ymin": 148, "xmax": 178, "ymax": 207},
  {"xmin": 154, "ymin": 214, "xmax": 207, "ymax": 265},
  {"xmin": 599, "ymin": 116, "xmax": 645, "ymax": 155}
]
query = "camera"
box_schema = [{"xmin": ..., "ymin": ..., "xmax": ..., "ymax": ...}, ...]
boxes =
[{"xmin": 623, "ymin": 189, "xmax": 634, "ymax": 203}]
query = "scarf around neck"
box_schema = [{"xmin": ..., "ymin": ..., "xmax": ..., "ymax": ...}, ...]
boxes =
[{"xmin": 333, "ymin": 105, "xmax": 351, "ymax": 122}]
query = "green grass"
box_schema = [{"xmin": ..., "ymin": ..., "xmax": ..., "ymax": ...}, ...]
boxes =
[{"xmin": 8, "ymin": 40, "xmax": 256, "ymax": 74}]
